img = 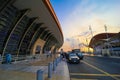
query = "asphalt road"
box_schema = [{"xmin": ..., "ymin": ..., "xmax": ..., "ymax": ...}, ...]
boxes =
[{"xmin": 67, "ymin": 56, "xmax": 120, "ymax": 80}]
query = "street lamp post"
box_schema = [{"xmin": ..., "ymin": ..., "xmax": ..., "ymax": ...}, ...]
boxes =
[
  {"xmin": 86, "ymin": 38, "xmax": 90, "ymax": 54},
  {"xmin": 89, "ymin": 26, "xmax": 93, "ymax": 37},
  {"xmin": 89, "ymin": 26, "xmax": 94, "ymax": 54},
  {"xmin": 104, "ymin": 25, "xmax": 110, "ymax": 56}
]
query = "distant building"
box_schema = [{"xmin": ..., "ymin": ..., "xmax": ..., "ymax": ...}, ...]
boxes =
[{"xmin": 89, "ymin": 32, "xmax": 120, "ymax": 56}]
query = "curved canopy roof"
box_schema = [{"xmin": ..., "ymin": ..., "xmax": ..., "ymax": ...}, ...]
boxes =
[
  {"xmin": 13, "ymin": 0, "xmax": 64, "ymax": 47},
  {"xmin": 89, "ymin": 33, "xmax": 117, "ymax": 48}
]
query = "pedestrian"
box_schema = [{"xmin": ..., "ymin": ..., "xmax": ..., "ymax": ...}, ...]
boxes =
[
  {"xmin": 49, "ymin": 50, "xmax": 52, "ymax": 57},
  {"xmin": 6, "ymin": 53, "xmax": 12, "ymax": 64},
  {"xmin": 46, "ymin": 50, "xmax": 49, "ymax": 58},
  {"xmin": 60, "ymin": 49, "xmax": 63, "ymax": 57},
  {"xmin": 0, "ymin": 54, "xmax": 2, "ymax": 61},
  {"xmin": 60, "ymin": 49, "xmax": 65, "ymax": 60}
]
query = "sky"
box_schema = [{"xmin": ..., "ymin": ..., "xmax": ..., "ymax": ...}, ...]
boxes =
[{"xmin": 50, "ymin": 0, "xmax": 120, "ymax": 51}]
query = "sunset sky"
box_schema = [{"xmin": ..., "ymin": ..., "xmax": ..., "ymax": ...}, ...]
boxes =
[{"xmin": 50, "ymin": 0, "xmax": 120, "ymax": 51}]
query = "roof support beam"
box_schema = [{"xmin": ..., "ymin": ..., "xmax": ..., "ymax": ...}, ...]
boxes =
[{"xmin": 1, "ymin": 9, "xmax": 30, "ymax": 61}]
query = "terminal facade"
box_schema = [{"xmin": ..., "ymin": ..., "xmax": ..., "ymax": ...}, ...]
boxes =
[{"xmin": 0, "ymin": 0, "xmax": 64, "ymax": 61}]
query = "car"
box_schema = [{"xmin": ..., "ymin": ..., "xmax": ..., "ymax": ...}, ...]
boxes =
[
  {"xmin": 68, "ymin": 53, "xmax": 80, "ymax": 63},
  {"xmin": 76, "ymin": 52, "xmax": 84, "ymax": 60}
]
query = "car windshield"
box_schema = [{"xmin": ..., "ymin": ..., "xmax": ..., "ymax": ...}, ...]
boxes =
[
  {"xmin": 69, "ymin": 53, "xmax": 77, "ymax": 56},
  {"xmin": 77, "ymin": 53, "xmax": 82, "ymax": 55}
]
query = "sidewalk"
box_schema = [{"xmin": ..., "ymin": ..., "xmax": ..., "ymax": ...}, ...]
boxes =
[
  {"xmin": 44, "ymin": 61, "xmax": 70, "ymax": 80},
  {"xmin": 0, "ymin": 55, "xmax": 70, "ymax": 80}
]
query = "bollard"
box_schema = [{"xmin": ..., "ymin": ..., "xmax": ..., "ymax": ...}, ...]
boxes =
[
  {"xmin": 56, "ymin": 58, "xmax": 59, "ymax": 65},
  {"xmin": 60, "ymin": 56, "xmax": 62, "ymax": 61},
  {"xmin": 37, "ymin": 70, "xmax": 44, "ymax": 80},
  {"xmin": 55, "ymin": 58, "xmax": 58, "ymax": 66},
  {"xmin": 53, "ymin": 60, "xmax": 56, "ymax": 71},
  {"xmin": 56, "ymin": 58, "xmax": 58, "ymax": 66},
  {"xmin": 58, "ymin": 57, "xmax": 60, "ymax": 62},
  {"xmin": 48, "ymin": 62, "xmax": 52, "ymax": 78},
  {"xmin": 58, "ymin": 57, "xmax": 60, "ymax": 63},
  {"xmin": 59, "ymin": 56, "xmax": 62, "ymax": 61}
]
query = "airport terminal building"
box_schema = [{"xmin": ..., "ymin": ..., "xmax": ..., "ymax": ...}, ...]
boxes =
[
  {"xmin": 0, "ymin": 0, "xmax": 64, "ymax": 61},
  {"xmin": 89, "ymin": 32, "xmax": 120, "ymax": 56}
]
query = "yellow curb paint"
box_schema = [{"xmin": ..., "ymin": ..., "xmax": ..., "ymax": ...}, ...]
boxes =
[
  {"xmin": 82, "ymin": 61, "xmax": 120, "ymax": 80},
  {"xmin": 71, "ymin": 78, "xmax": 98, "ymax": 80},
  {"xmin": 70, "ymin": 73, "xmax": 120, "ymax": 77}
]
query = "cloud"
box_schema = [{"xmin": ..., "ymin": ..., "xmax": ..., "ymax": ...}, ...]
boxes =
[{"xmin": 61, "ymin": 0, "xmax": 120, "ymax": 40}]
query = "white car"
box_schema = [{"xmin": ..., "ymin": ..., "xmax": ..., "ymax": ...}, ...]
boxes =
[{"xmin": 68, "ymin": 53, "xmax": 80, "ymax": 63}]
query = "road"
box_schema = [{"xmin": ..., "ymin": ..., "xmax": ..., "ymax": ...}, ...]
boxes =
[{"xmin": 68, "ymin": 56, "xmax": 120, "ymax": 80}]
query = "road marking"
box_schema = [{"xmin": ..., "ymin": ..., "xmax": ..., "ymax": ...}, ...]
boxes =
[
  {"xmin": 82, "ymin": 61, "xmax": 120, "ymax": 80},
  {"xmin": 70, "ymin": 73, "xmax": 120, "ymax": 77},
  {"xmin": 71, "ymin": 78, "xmax": 98, "ymax": 80}
]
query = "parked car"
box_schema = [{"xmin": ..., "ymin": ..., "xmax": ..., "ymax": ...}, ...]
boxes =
[
  {"xmin": 76, "ymin": 52, "xmax": 84, "ymax": 60},
  {"xmin": 68, "ymin": 53, "xmax": 80, "ymax": 64}
]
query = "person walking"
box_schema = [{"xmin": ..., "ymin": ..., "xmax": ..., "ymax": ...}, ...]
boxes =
[
  {"xmin": 0, "ymin": 54, "xmax": 2, "ymax": 61},
  {"xmin": 45, "ymin": 50, "xmax": 49, "ymax": 58},
  {"xmin": 48, "ymin": 50, "xmax": 52, "ymax": 57},
  {"xmin": 60, "ymin": 49, "xmax": 65, "ymax": 60},
  {"xmin": 6, "ymin": 53, "xmax": 12, "ymax": 64}
]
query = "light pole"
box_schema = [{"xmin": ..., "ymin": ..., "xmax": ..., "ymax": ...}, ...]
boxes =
[
  {"xmin": 89, "ymin": 26, "xmax": 94, "ymax": 54},
  {"xmin": 86, "ymin": 38, "xmax": 90, "ymax": 54},
  {"xmin": 104, "ymin": 25, "xmax": 110, "ymax": 56},
  {"xmin": 89, "ymin": 25, "xmax": 93, "ymax": 38}
]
